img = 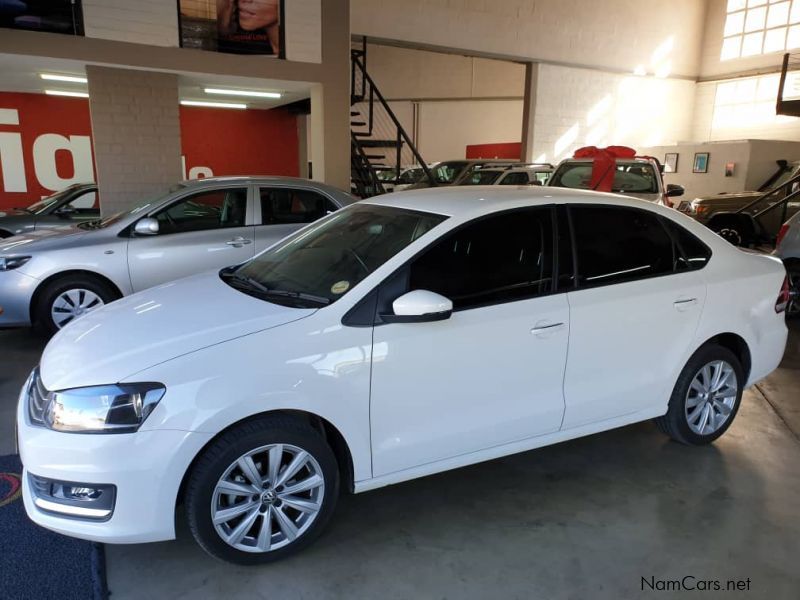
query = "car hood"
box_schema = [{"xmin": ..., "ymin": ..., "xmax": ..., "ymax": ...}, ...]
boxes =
[
  {"xmin": 0, "ymin": 224, "xmax": 88, "ymax": 254},
  {"xmin": 40, "ymin": 271, "xmax": 317, "ymax": 390},
  {"xmin": 694, "ymin": 191, "xmax": 759, "ymax": 203}
]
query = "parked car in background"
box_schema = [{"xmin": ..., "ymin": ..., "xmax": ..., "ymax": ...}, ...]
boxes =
[
  {"xmin": 548, "ymin": 157, "xmax": 684, "ymax": 206},
  {"xmin": 775, "ymin": 211, "xmax": 800, "ymax": 317},
  {"xmin": 406, "ymin": 160, "xmax": 551, "ymax": 189},
  {"xmin": 0, "ymin": 183, "xmax": 100, "ymax": 238},
  {"xmin": 0, "ymin": 176, "xmax": 354, "ymax": 333},
  {"xmin": 17, "ymin": 186, "xmax": 788, "ymax": 565},
  {"xmin": 393, "ymin": 165, "xmax": 433, "ymax": 191},
  {"xmin": 461, "ymin": 166, "xmax": 553, "ymax": 186}
]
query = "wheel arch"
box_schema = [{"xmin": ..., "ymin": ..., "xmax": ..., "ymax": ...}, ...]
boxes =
[
  {"xmin": 29, "ymin": 269, "xmax": 124, "ymax": 324},
  {"xmin": 174, "ymin": 409, "xmax": 356, "ymax": 514},
  {"xmin": 699, "ymin": 332, "xmax": 752, "ymax": 382}
]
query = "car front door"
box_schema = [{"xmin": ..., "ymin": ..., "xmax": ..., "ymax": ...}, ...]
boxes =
[
  {"xmin": 253, "ymin": 187, "xmax": 339, "ymax": 254},
  {"xmin": 127, "ymin": 186, "xmax": 255, "ymax": 291},
  {"xmin": 370, "ymin": 207, "xmax": 568, "ymax": 477},
  {"xmin": 561, "ymin": 205, "xmax": 707, "ymax": 429}
]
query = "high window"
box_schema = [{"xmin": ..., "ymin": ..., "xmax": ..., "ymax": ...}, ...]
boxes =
[{"xmin": 721, "ymin": 0, "xmax": 800, "ymax": 60}]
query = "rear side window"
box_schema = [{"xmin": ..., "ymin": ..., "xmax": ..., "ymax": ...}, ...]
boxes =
[
  {"xmin": 663, "ymin": 219, "xmax": 712, "ymax": 271},
  {"xmin": 260, "ymin": 188, "xmax": 337, "ymax": 225},
  {"xmin": 499, "ymin": 172, "xmax": 530, "ymax": 185},
  {"xmin": 570, "ymin": 205, "xmax": 675, "ymax": 287},
  {"xmin": 409, "ymin": 208, "xmax": 553, "ymax": 310}
]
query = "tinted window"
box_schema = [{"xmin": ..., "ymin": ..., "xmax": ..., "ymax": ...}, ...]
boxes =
[
  {"xmin": 409, "ymin": 208, "xmax": 554, "ymax": 310},
  {"xmin": 570, "ymin": 206, "xmax": 675, "ymax": 287},
  {"xmin": 465, "ymin": 170, "xmax": 502, "ymax": 185},
  {"xmin": 663, "ymin": 219, "xmax": 712, "ymax": 270},
  {"xmin": 155, "ymin": 188, "xmax": 247, "ymax": 234},
  {"xmin": 499, "ymin": 172, "xmax": 530, "ymax": 185},
  {"xmin": 551, "ymin": 162, "xmax": 659, "ymax": 194},
  {"xmin": 260, "ymin": 188, "xmax": 336, "ymax": 225},
  {"xmin": 67, "ymin": 189, "xmax": 99, "ymax": 212}
]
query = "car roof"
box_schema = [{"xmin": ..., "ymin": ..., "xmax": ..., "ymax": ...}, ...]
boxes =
[
  {"xmin": 178, "ymin": 176, "xmax": 354, "ymax": 201},
  {"xmin": 361, "ymin": 185, "xmax": 663, "ymax": 218}
]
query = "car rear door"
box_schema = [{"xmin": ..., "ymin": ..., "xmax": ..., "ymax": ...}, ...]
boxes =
[
  {"xmin": 561, "ymin": 204, "xmax": 707, "ymax": 429},
  {"xmin": 369, "ymin": 207, "xmax": 568, "ymax": 476},
  {"xmin": 127, "ymin": 185, "xmax": 256, "ymax": 291},
  {"xmin": 252, "ymin": 186, "xmax": 339, "ymax": 254}
]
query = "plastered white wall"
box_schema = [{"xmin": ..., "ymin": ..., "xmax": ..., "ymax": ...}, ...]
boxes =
[{"xmin": 82, "ymin": 0, "xmax": 179, "ymax": 46}]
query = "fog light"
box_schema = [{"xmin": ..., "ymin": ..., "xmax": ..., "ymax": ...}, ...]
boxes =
[{"xmin": 29, "ymin": 474, "xmax": 115, "ymax": 520}]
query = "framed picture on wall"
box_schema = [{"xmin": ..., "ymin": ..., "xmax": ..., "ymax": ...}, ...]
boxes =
[
  {"xmin": 0, "ymin": 0, "xmax": 84, "ymax": 35},
  {"xmin": 177, "ymin": 0, "xmax": 285, "ymax": 57},
  {"xmin": 693, "ymin": 152, "xmax": 709, "ymax": 174},
  {"xmin": 664, "ymin": 153, "xmax": 679, "ymax": 173}
]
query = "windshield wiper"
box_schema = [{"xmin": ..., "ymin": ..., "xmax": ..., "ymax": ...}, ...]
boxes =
[{"xmin": 221, "ymin": 272, "xmax": 330, "ymax": 306}]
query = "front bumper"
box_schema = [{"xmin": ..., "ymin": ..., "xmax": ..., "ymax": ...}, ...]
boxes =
[
  {"xmin": 0, "ymin": 269, "xmax": 38, "ymax": 327},
  {"xmin": 17, "ymin": 395, "xmax": 213, "ymax": 543}
]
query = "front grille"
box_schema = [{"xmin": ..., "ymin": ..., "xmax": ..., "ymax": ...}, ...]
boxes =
[{"xmin": 27, "ymin": 369, "xmax": 50, "ymax": 426}]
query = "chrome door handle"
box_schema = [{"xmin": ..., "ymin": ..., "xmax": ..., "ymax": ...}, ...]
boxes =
[
  {"xmin": 531, "ymin": 322, "xmax": 565, "ymax": 336},
  {"xmin": 673, "ymin": 298, "xmax": 698, "ymax": 311},
  {"xmin": 226, "ymin": 237, "xmax": 252, "ymax": 247}
]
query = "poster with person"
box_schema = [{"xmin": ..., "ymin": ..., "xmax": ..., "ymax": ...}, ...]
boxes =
[
  {"xmin": 178, "ymin": 0, "xmax": 284, "ymax": 57},
  {"xmin": 0, "ymin": 0, "xmax": 83, "ymax": 35}
]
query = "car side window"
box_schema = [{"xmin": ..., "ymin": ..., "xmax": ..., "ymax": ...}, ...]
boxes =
[
  {"xmin": 570, "ymin": 205, "xmax": 675, "ymax": 288},
  {"xmin": 663, "ymin": 219, "xmax": 712, "ymax": 271},
  {"xmin": 67, "ymin": 190, "xmax": 99, "ymax": 212},
  {"xmin": 155, "ymin": 188, "xmax": 248, "ymax": 235},
  {"xmin": 260, "ymin": 188, "xmax": 336, "ymax": 225},
  {"xmin": 408, "ymin": 208, "xmax": 554, "ymax": 310},
  {"xmin": 499, "ymin": 172, "xmax": 529, "ymax": 185}
]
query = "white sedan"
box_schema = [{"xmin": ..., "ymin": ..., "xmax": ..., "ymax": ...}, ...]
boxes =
[{"xmin": 17, "ymin": 187, "xmax": 788, "ymax": 564}]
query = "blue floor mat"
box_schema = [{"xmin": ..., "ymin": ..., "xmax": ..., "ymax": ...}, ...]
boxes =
[{"xmin": 0, "ymin": 455, "xmax": 107, "ymax": 600}]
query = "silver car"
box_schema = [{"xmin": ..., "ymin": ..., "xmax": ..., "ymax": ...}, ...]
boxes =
[
  {"xmin": 0, "ymin": 183, "xmax": 100, "ymax": 238},
  {"xmin": 775, "ymin": 210, "xmax": 800, "ymax": 317},
  {"xmin": 0, "ymin": 176, "xmax": 355, "ymax": 333}
]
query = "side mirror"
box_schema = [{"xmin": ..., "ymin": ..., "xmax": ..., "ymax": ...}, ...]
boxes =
[
  {"xmin": 381, "ymin": 290, "xmax": 453, "ymax": 323},
  {"xmin": 666, "ymin": 184, "xmax": 685, "ymax": 198},
  {"xmin": 134, "ymin": 217, "xmax": 159, "ymax": 235}
]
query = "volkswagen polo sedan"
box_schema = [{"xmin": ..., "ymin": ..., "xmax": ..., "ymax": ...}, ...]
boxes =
[
  {"xmin": 0, "ymin": 176, "xmax": 354, "ymax": 333},
  {"xmin": 17, "ymin": 187, "xmax": 788, "ymax": 564}
]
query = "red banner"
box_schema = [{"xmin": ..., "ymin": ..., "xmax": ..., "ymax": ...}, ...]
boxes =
[{"xmin": 0, "ymin": 92, "xmax": 299, "ymax": 210}]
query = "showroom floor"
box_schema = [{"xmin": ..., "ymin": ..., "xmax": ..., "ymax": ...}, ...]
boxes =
[{"xmin": 1, "ymin": 324, "xmax": 799, "ymax": 599}]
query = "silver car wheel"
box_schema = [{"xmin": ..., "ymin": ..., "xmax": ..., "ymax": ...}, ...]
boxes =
[
  {"xmin": 212, "ymin": 443, "xmax": 325, "ymax": 553},
  {"xmin": 685, "ymin": 360, "xmax": 738, "ymax": 436},
  {"xmin": 50, "ymin": 288, "xmax": 105, "ymax": 329},
  {"xmin": 787, "ymin": 268, "xmax": 799, "ymax": 317}
]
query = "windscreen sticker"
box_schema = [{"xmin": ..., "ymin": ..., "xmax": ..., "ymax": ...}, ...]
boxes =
[{"xmin": 331, "ymin": 280, "xmax": 350, "ymax": 295}]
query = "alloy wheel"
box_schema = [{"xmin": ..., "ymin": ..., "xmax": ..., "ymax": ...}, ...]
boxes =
[
  {"xmin": 50, "ymin": 289, "xmax": 104, "ymax": 329},
  {"xmin": 716, "ymin": 227, "xmax": 743, "ymax": 246},
  {"xmin": 788, "ymin": 268, "xmax": 800, "ymax": 317},
  {"xmin": 684, "ymin": 360, "xmax": 738, "ymax": 436},
  {"xmin": 211, "ymin": 444, "xmax": 325, "ymax": 553}
]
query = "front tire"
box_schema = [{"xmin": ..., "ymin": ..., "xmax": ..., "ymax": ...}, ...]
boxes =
[
  {"xmin": 185, "ymin": 415, "xmax": 340, "ymax": 565},
  {"xmin": 785, "ymin": 259, "xmax": 800, "ymax": 319},
  {"xmin": 34, "ymin": 274, "xmax": 118, "ymax": 335},
  {"xmin": 655, "ymin": 344, "xmax": 744, "ymax": 445}
]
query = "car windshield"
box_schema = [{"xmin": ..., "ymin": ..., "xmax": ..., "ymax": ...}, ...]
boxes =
[
  {"xmin": 25, "ymin": 188, "xmax": 74, "ymax": 214},
  {"xmin": 399, "ymin": 168, "xmax": 424, "ymax": 184},
  {"xmin": 550, "ymin": 162, "xmax": 659, "ymax": 194},
  {"xmin": 376, "ymin": 169, "xmax": 396, "ymax": 182},
  {"xmin": 432, "ymin": 161, "xmax": 469, "ymax": 184},
  {"xmin": 77, "ymin": 184, "xmax": 186, "ymax": 230},
  {"xmin": 464, "ymin": 170, "xmax": 502, "ymax": 185},
  {"xmin": 224, "ymin": 203, "xmax": 448, "ymax": 307}
]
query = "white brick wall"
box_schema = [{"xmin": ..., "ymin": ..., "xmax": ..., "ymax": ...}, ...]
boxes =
[
  {"xmin": 87, "ymin": 67, "xmax": 182, "ymax": 215},
  {"xmin": 352, "ymin": 0, "xmax": 707, "ymax": 77},
  {"xmin": 531, "ymin": 64, "xmax": 696, "ymax": 164},
  {"xmin": 83, "ymin": 0, "xmax": 179, "ymax": 46}
]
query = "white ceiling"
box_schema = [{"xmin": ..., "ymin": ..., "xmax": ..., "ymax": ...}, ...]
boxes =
[{"xmin": 0, "ymin": 53, "xmax": 311, "ymax": 109}]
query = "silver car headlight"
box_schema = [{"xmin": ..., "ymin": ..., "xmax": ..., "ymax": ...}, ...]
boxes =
[
  {"xmin": 28, "ymin": 373, "xmax": 166, "ymax": 433},
  {"xmin": 0, "ymin": 256, "xmax": 31, "ymax": 271}
]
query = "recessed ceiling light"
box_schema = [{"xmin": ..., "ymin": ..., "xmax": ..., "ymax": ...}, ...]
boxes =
[
  {"xmin": 40, "ymin": 73, "xmax": 88, "ymax": 83},
  {"xmin": 204, "ymin": 88, "xmax": 281, "ymax": 99},
  {"xmin": 45, "ymin": 90, "xmax": 89, "ymax": 98},
  {"xmin": 181, "ymin": 100, "xmax": 247, "ymax": 109}
]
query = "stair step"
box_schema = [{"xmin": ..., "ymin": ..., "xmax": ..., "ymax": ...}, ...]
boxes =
[
  {"xmin": 363, "ymin": 154, "xmax": 386, "ymax": 160},
  {"xmin": 350, "ymin": 111, "xmax": 360, "ymax": 116},
  {"xmin": 355, "ymin": 138, "xmax": 402, "ymax": 148},
  {"xmin": 351, "ymin": 121, "xmax": 367, "ymax": 127}
]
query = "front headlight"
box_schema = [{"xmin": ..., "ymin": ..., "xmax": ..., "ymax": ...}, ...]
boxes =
[
  {"xmin": 37, "ymin": 382, "xmax": 165, "ymax": 433},
  {"xmin": 0, "ymin": 256, "xmax": 31, "ymax": 271}
]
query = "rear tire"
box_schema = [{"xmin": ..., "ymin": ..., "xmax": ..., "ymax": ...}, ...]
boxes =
[
  {"xmin": 655, "ymin": 344, "xmax": 744, "ymax": 445},
  {"xmin": 785, "ymin": 259, "xmax": 800, "ymax": 319},
  {"xmin": 185, "ymin": 415, "xmax": 340, "ymax": 565},
  {"xmin": 34, "ymin": 274, "xmax": 118, "ymax": 335}
]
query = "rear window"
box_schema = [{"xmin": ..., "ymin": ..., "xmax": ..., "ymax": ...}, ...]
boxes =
[
  {"xmin": 551, "ymin": 162, "xmax": 659, "ymax": 194},
  {"xmin": 663, "ymin": 219, "xmax": 712, "ymax": 271},
  {"xmin": 465, "ymin": 171, "xmax": 502, "ymax": 185}
]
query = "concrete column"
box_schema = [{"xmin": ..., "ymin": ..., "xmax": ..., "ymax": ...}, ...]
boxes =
[
  {"xmin": 308, "ymin": 0, "xmax": 350, "ymax": 191},
  {"xmin": 521, "ymin": 62, "xmax": 540, "ymax": 163},
  {"xmin": 297, "ymin": 115, "xmax": 309, "ymax": 179},
  {"xmin": 86, "ymin": 66, "xmax": 182, "ymax": 216}
]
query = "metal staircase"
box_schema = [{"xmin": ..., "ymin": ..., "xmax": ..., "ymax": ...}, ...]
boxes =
[
  {"xmin": 350, "ymin": 38, "xmax": 434, "ymax": 197},
  {"xmin": 777, "ymin": 52, "xmax": 800, "ymax": 117}
]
